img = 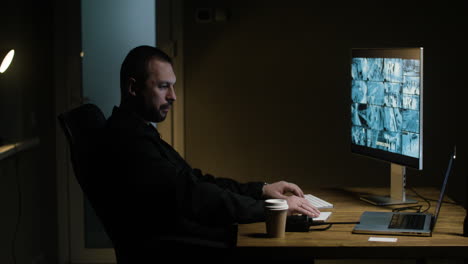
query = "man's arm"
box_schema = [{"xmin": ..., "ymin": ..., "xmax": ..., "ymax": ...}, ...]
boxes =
[
  {"xmin": 192, "ymin": 170, "xmax": 320, "ymax": 218},
  {"xmin": 192, "ymin": 169, "xmax": 265, "ymax": 199},
  {"xmin": 122, "ymin": 138, "xmax": 266, "ymax": 225}
]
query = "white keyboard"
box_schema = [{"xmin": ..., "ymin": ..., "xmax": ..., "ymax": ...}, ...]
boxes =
[{"xmin": 305, "ymin": 194, "xmax": 334, "ymax": 209}]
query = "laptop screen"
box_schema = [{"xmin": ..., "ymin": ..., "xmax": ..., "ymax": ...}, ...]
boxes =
[{"xmin": 432, "ymin": 148, "xmax": 456, "ymax": 227}]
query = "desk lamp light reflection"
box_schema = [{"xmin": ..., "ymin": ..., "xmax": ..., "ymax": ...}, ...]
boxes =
[{"xmin": 0, "ymin": 49, "xmax": 15, "ymax": 73}]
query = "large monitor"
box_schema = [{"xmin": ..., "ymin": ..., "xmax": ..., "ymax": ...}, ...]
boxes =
[{"xmin": 350, "ymin": 47, "xmax": 423, "ymax": 205}]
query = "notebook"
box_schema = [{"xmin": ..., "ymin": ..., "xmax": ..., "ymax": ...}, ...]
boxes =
[{"xmin": 352, "ymin": 148, "xmax": 456, "ymax": 237}]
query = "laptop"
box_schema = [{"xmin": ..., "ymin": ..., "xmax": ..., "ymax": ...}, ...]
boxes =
[{"xmin": 352, "ymin": 148, "xmax": 456, "ymax": 237}]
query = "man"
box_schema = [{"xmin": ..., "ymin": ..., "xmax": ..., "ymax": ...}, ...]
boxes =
[{"xmin": 97, "ymin": 46, "xmax": 319, "ymax": 260}]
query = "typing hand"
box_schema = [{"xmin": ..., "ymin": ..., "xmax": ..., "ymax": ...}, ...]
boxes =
[
  {"xmin": 262, "ymin": 181, "xmax": 305, "ymax": 199},
  {"xmin": 285, "ymin": 195, "xmax": 320, "ymax": 218}
]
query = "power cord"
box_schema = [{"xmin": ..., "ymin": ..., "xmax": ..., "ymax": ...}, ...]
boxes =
[
  {"xmin": 407, "ymin": 187, "xmax": 432, "ymax": 213},
  {"xmin": 411, "ymin": 187, "xmax": 458, "ymax": 205},
  {"xmin": 309, "ymin": 221, "xmax": 361, "ymax": 231},
  {"xmin": 395, "ymin": 187, "xmax": 459, "ymax": 214},
  {"xmin": 286, "ymin": 215, "xmax": 360, "ymax": 232}
]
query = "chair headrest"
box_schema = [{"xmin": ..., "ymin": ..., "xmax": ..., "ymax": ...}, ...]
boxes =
[{"xmin": 58, "ymin": 103, "xmax": 106, "ymax": 147}]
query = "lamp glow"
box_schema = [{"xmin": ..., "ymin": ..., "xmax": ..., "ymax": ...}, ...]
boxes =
[{"xmin": 0, "ymin": 49, "xmax": 15, "ymax": 73}]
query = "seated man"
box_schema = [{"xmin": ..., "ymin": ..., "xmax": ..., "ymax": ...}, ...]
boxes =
[{"xmin": 94, "ymin": 45, "xmax": 319, "ymax": 261}]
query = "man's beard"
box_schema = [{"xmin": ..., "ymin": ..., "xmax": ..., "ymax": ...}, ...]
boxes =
[
  {"xmin": 142, "ymin": 104, "xmax": 168, "ymax": 123},
  {"xmin": 134, "ymin": 97, "xmax": 171, "ymax": 123}
]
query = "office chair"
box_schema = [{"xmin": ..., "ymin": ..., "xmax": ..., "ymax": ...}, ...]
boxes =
[
  {"xmin": 58, "ymin": 104, "xmax": 237, "ymax": 263},
  {"xmin": 57, "ymin": 103, "xmax": 106, "ymax": 190},
  {"xmin": 58, "ymin": 103, "xmax": 151, "ymax": 262}
]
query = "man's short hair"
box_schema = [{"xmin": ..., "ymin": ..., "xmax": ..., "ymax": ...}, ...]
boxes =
[{"xmin": 120, "ymin": 45, "xmax": 173, "ymax": 95}]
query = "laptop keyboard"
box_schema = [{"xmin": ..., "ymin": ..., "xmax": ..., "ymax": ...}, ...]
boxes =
[{"xmin": 388, "ymin": 214, "xmax": 426, "ymax": 229}]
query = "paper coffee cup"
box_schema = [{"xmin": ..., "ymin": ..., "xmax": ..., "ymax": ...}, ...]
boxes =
[{"xmin": 264, "ymin": 200, "xmax": 288, "ymax": 238}]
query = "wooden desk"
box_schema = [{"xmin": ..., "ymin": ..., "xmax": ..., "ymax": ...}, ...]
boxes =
[{"xmin": 237, "ymin": 187, "xmax": 468, "ymax": 261}]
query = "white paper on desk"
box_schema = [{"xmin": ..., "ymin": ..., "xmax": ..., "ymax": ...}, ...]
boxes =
[
  {"xmin": 368, "ymin": 237, "xmax": 398, "ymax": 242},
  {"xmin": 312, "ymin": 212, "xmax": 332, "ymax": 222}
]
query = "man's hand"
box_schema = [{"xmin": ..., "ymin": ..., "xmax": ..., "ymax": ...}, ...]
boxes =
[
  {"xmin": 262, "ymin": 181, "xmax": 320, "ymax": 218},
  {"xmin": 262, "ymin": 181, "xmax": 304, "ymax": 199},
  {"xmin": 285, "ymin": 195, "xmax": 320, "ymax": 218}
]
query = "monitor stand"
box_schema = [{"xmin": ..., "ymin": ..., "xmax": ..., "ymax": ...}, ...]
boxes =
[{"xmin": 360, "ymin": 163, "xmax": 418, "ymax": 206}]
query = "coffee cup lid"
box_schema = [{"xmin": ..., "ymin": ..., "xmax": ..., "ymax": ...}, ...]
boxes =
[
  {"xmin": 265, "ymin": 199, "xmax": 287, "ymax": 205},
  {"xmin": 265, "ymin": 204, "xmax": 289, "ymax": 210}
]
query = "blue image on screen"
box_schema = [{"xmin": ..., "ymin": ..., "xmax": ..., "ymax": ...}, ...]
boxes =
[
  {"xmin": 351, "ymin": 58, "xmax": 368, "ymax": 80},
  {"xmin": 367, "ymin": 82, "xmax": 385, "ymax": 106},
  {"xmin": 383, "ymin": 107, "xmax": 402, "ymax": 132},
  {"xmin": 403, "ymin": 75, "xmax": 420, "ymax": 96},
  {"xmin": 383, "ymin": 58, "xmax": 403, "ymax": 83},
  {"xmin": 366, "ymin": 105, "xmax": 384, "ymax": 131},
  {"xmin": 368, "ymin": 58, "xmax": 385, "ymax": 81},
  {"xmin": 402, "ymin": 132, "xmax": 420, "ymax": 157},
  {"xmin": 351, "ymin": 57, "xmax": 420, "ymax": 158},
  {"xmin": 384, "ymin": 83, "xmax": 402, "ymax": 108},
  {"xmin": 351, "ymin": 80, "xmax": 367, "ymax": 104}
]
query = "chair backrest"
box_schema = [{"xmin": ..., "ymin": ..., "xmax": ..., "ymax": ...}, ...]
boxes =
[
  {"xmin": 58, "ymin": 104, "xmax": 235, "ymax": 262},
  {"xmin": 57, "ymin": 104, "xmax": 127, "ymax": 260},
  {"xmin": 57, "ymin": 103, "xmax": 106, "ymax": 189}
]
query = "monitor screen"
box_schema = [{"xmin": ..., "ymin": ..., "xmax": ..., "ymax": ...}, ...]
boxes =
[{"xmin": 350, "ymin": 48, "xmax": 423, "ymax": 169}]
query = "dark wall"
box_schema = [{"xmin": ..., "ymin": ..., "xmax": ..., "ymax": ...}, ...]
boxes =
[
  {"xmin": 1, "ymin": 1, "xmax": 465, "ymax": 263},
  {"xmin": 183, "ymin": 1, "xmax": 466, "ymax": 204},
  {"xmin": 0, "ymin": 0, "xmax": 57, "ymax": 263}
]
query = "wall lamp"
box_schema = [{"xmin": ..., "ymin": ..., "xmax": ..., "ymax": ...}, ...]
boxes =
[
  {"xmin": 0, "ymin": 49, "xmax": 15, "ymax": 73},
  {"xmin": 0, "ymin": 49, "xmax": 15, "ymax": 145}
]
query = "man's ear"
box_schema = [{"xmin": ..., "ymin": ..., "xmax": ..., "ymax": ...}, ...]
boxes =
[{"xmin": 127, "ymin": 77, "xmax": 138, "ymax": 96}]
